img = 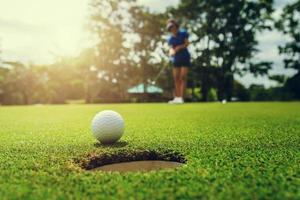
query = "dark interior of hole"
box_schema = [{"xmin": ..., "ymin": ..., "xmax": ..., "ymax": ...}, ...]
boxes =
[{"xmin": 77, "ymin": 150, "xmax": 186, "ymax": 170}]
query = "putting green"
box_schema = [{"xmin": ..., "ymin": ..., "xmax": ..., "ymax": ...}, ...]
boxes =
[{"xmin": 0, "ymin": 103, "xmax": 299, "ymax": 199}]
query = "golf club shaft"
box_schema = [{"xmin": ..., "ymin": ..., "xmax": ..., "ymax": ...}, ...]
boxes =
[{"xmin": 152, "ymin": 64, "xmax": 168, "ymax": 83}]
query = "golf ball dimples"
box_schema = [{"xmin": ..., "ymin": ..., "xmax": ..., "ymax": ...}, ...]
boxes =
[{"xmin": 91, "ymin": 110, "xmax": 124, "ymax": 144}]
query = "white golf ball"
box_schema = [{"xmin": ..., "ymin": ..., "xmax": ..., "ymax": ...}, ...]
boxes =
[{"xmin": 91, "ymin": 110, "xmax": 124, "ymax": 144}]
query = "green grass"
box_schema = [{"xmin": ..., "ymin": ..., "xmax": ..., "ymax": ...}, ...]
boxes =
[{"xmin": 0, "ymin": 103, "xmax": 299, "ymax": 199}]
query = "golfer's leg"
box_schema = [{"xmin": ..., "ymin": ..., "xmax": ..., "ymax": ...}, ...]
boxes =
[
  {"xmin": 173, "ymin": 68, "xmax": 181, "ymax": 97},
  {"xmin": 179, "ymin": 67, "xmax": 188, "ymax": 98}
]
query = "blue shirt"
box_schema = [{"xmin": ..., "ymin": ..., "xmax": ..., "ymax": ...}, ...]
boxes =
[{"xmin": 167, "ymin": 29, "xmax": 191, "ymax": 63}]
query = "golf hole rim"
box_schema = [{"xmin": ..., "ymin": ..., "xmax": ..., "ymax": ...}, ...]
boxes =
[{"xmin": 75, "ymin": 149, "xmax": 186, "ymax": 172}]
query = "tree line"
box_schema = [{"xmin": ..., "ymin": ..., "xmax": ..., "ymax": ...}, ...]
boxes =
[{"xmin": 0, "ymin": 0, "xmax": 299, "ymax": 105}]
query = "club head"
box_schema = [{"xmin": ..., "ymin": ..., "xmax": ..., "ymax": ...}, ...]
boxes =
[{"xmin": 147, "ymin": 80, "xmax": 156, "ymax": 85}]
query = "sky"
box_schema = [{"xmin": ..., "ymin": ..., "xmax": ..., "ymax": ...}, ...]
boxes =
[{"xmin": 0, "ymin": 0, "xmax": 296, "ymax": 87}]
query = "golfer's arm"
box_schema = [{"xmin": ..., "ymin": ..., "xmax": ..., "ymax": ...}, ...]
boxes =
[{"xmin": 175, "ymin": 39, "xmax": 189, "ymax": 52}]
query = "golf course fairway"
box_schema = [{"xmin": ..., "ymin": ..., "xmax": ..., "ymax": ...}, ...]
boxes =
[{"xmin": 0, "ymin": 103, "xmax": 299, "ymax": 199}]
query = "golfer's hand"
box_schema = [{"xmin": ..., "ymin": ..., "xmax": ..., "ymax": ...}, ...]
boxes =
[
  {"xmin": 174, "ymin": 46, "xmax": 181, "ymax": 52},
  {"xmin": 169, "ymin": 48, "xmax": 176, "ymax": 56}
]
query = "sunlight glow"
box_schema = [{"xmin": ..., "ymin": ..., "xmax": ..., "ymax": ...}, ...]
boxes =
[{"xmin": 0, "ymin": 0, "xmax": 91, "ymax": 64}]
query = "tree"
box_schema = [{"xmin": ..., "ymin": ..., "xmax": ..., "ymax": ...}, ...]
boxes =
[
  {"xmin": 0, "ymin": 40, "xmax": 4, "ymax": 103},
  {"xmin": 128, "ymin": 5, "xmax": 167, "ymax": 100},
  {"xmin": 276, "ymin": 0, "xmax": 300, "ymax": 99},
  {"xmin": 170, "ymin": 0, "xmax": 274, "ymax": 101},
  {"xmin": 89, "ymin": 0, "xmax": 170, "ymax": 102},
  {"xmin": 89, "ymin": 0, "xmax": 134, "ymax": 102},
  {"xmin": 1, "ymin": 62, "xmax": 40, "ymax": 104},
  {"xmin": 0, "ymin": 67, "xmax": 8, "ymax": 104},
  {"xmin": 74, "ymin": 48, "xmax": 98, "ymax": 103},
  {"xmin": 233, "ymin": 80, "xmax": 250, "ymax": 101}
]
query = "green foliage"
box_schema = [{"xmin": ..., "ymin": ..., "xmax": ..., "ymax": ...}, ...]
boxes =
[
  {"xmin": 269, "ymin": 74, "xmax": 287, "ymax": 84},
  {"xmin": 89, "ymin": 0, "xmax": 134, "ymax": 100},
  {"xmin": 0, "ymin": 50, "xmax": 97, "ymax": 104},
  {"xmin": 276, "ymin": 0, "xmax": 300, "ymax": 71},
  {"xmin": 1, "ymin": 62, "xmax": 42, "ymax": 104},
  {"xmin": 248, "ymin": 84, "xmax": 295, "ymax": 101},
  {"xmin": 89, "ymin": 0, "xmax": 167, "ymax": 100},
  {"xmin": 276, "ymin": 0, "xmax": 300, "ymax": 99},
  {"xmin": 233, "ymin": 81, "xmax": 250, "ymax": 101},
  {"xmin": 284, "ymin": 72, "xmax": 300, "ymax": 99},
  {"xmin": 0, "ymin": 103, "xmax": 299, "ymax": 199},
  {"xmin": 248, "ymin": 62, "xmax": 273, "ymax": 77},
  {"xmin": 127, "ymin": 4, "xmax": 168, "ymax": 96}
]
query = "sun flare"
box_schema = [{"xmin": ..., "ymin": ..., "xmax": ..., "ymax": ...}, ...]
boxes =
[{"xmin": 0, "ymin": 0, "xmax": 90, "ymax": 64}]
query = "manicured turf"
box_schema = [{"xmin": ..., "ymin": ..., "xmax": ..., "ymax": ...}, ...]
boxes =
[{"xmin": 0, "ymin": 103, "xmax": 299, "ymax": 199}]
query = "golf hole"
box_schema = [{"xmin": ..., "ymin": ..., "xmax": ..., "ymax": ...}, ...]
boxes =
[{"xmin": 76, "ymin": 150, "xmax": 186, "ymax": 172}]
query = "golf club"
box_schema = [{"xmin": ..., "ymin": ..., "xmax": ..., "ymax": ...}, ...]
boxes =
[{"xmin": 148, "ymin": 64, "xmax": 169, "ymax": 85}]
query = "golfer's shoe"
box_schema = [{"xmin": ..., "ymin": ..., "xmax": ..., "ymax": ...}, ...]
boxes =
[{"xmin": 168, "ymin": 97, "xmax": 184, "ymax": 104}]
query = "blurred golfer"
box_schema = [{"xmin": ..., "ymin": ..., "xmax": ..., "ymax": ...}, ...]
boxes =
[{"xmin": 166, "ymin": 19, "xmax": 191, "ymax": 104}]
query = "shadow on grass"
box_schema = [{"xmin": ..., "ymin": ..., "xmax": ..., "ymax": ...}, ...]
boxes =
[{"xmin": 94, "ymin": 141, "xmax": 128, "ymax": 148}]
